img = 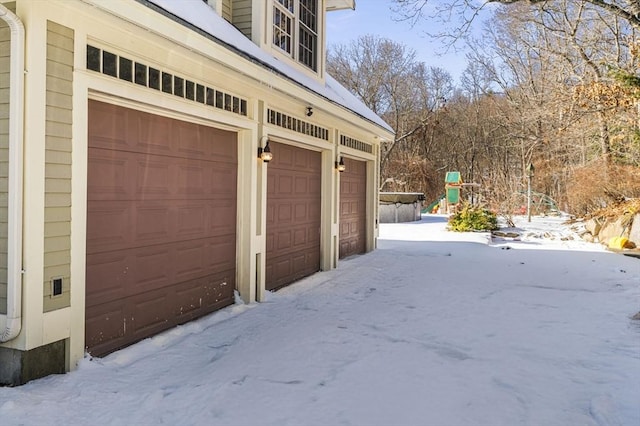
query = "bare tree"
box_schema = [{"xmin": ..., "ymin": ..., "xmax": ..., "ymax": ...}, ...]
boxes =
[
  {"xmin": 328, "ymin": 3, "xmax": 640, "ymax": 214},
  {"xmin": 461, "ymin": 0, "xmax": 640, "ymax": 212},
  {"xmin": 327, "ymin": 35, "xmax": 454, "ymax": 194},
  {"xmin": 392, "ymin": 0, "xmax": 640, "ymax": 32}
]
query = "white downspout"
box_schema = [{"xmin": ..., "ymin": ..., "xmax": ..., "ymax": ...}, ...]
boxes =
[{"xmin": 0, "ymin": 4, "xmax": 25, "ymax": 342}]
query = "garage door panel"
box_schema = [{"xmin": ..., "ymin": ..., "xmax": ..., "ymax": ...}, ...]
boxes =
[
  {"xmin": 125, "ymin": 238, "xmax": 235, "ymax": 295},
  {"xmin": 293, "ymin": 152, "xmax": 307, "ymax": 169},
  {"xmin": 90, "ymin": 154, "xmax": 237, "ymax": 201},
  {"xmin": 276, "ymin": 146, "xmax": 294, "ymax": 166},
  {"xmin": 89, "ymin": 101, "xmax": 239, "ymax": 163},
  {"xmin": 277, "ymin": 203, "xmax": 292, "ymax": 222},
  {"xmin": 340, "ymin": 222, "xmax": 350, "ymax": 235},
  {"xmin": 85, "ymin": 301, "xmax": 127, "ymax": 354},
  {"xmin": 276, "ymin": 174, "xmax": 293, "ymax": 195},
  {"xmin": 350, "ymin": 200, "xmax": 360, "ymax": 214},
  {"xmin": 339, "ymin": 158, "xmax": 367, "ymax": 259},
  {"xmin": 87, "ymin": 243, "xmax": 235, "ymax": 306},
  {"xmin": 129, "ymin": 290, "xmax": 170, "ymax": 337},
  {"xmin": 144, "ymin": 203, "xmax": 233, "ymax": 240},
  {"xmin": 268, "ymin": 258, "xmax": 291, "ymax": 287},
  {"xmin": 273, "ymin": 226, "xmax": 317, "ymax": 254},
  {"xmin": 86, "ymin": 252, "xmax": 128, "ymax": 307},
  {"xmin": 310, "ymin": 176, "xmax": 321, "ymax": 192},
  {"xmin": 291, "ymin": 253, "xmax": 307, "ymax": 272},
  {"xmin": 294, "ymin": 203, "xmax": 307, "ymax": 220},
  {"xmin": 134, "ymin": 115, "xmax": 168, "ymax": 149},
  {"xmin": 267, "ymin": 251, "xmax": 317, "ymax": 289},
  {"xmin": 174, "ymin": 280, "xmax": 209, "ymax": 318},
  {"xmin": 276, "ymin": 230, "xmax": 292, "ymax": 250},
  {"xmin": 293, "ymin": 228, "xmax": 306, "ymax": 246},
  {"xmin": 86, "ymin": 201, "xmax": 132, "ymax": 254},
  {"xmin": 297, "ymin": 150, "xmax": 321, "ymax": 171},
  {"xmin": 88, "ymin": 101, "xmax": 128, "ymax": 148},
  {"xmin": 87, "ymin": 270, "xmax": 236, "ymax": 357},
  {"xmin": 176, "ymin": 204, "xmax": 207, "ymax": 236},
  {"xmin": 266, "ymin": 142, "xmax": 321, "ymax": 290},
  {"xmin": 295, "ymin": 176, "xmax": 308, "ymax": 194},
  {"xmin": 134, "ymin": 159, "xmax": 193, "ymax": 198},
  {"xmin": 309, "ymin": 201, "xmax": 321, "ymax": 222},
  {"xmin": 278, "ymin": 228, "xmax": 297, "ymax": 250},
  {"xmin": 174, "ymin": 240, "xmax": 228, "ymax": 281},
  {"xmin": 88, "ymin": 151, "xmax": 131, "ymax": 199},
  {"xmin": 88, "ymin": 200, "xmax": 234, "ymax": 254},
  {"xmin": 204, "ymin": 238, "xmax": 236, "ymax": 271},
  {"xmin": 210, "ymin": 163, "xmax": 237, "ymax": 194},
  {"xmin": 339, "ymin": 241, "xmax": 348, "ymax": 256},
  {"xmin": 135, "ymin": 205, "xmax": 171, "ymax": 242},
  {"xmin": 173, "ymin": 274, "xmax": 234, "ymax": 319},
  {"xmin": 134, "ymin": 116, "xmax": 173, "ymax": 156},
  {"xmin": 173, "ymin": 123, "xmax": 238, "ymax": 162},
  {"xmin": 206, "ymin": 129, "xmax": 238, "ymax": 161},
  {"xmin": 86, "ymin": 100, "xmax": 237, "ymax": 356},
  {"xmin": 172, "ymin": 119, "xmax": 202, "ymax": 156},
  {"xmin": 307, "ymin": 227, "xmax": 320, "ymax": 245},
  {"xmin": 209, "ymin": 202, "xmax": 237, "ymax": 234},
  {"xmin": 88, "ymin": 236, "xmax": 236, "ymax": 307},
  {"xmin": 178, "ymin": 203, "xmax": 235, "ymax": 240},
  {"xmin": 129, "ymin": 237, "xmax": 234, "ymax": 294},
  {"xmin": 176, "ymin": 164, "xmax": 205, "ymax": 196},
  {"xmin": 135, "ymin": 158, "xmax": 172, "ymax": 193},
  {"xmin": 132, "ymin": 202, "xmax": 177, "ymax": 248},
  {"xmin": 132, "ymin": 248, "xmax": 172, "ymax": 293}
]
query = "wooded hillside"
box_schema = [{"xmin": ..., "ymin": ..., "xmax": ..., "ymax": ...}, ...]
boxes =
[{"xmin": 329, "ymin": 0, "xmax": 640, "ymax": 215}]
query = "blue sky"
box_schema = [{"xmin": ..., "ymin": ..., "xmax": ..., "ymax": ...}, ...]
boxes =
[{"xmin": 325, "ymin": 2, "xmax": 473, "ymax": 83}]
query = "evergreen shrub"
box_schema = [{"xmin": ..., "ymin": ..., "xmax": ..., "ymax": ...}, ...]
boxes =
[{"xmin": 448, "ymin": 203, "xmax": 499, "ymax": 232}]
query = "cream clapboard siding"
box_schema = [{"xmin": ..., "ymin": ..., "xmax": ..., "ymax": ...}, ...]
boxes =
[
  {"xmin": 222, "ymin": 0, "xmax": 232, "ymax": 22},
  {"xmin": 0, "ymin": 2, "xmax": 15, "ymax": 315},
  {"xmin": 231, "ymin": 0, "xmax": 251, "ymax": 40},
  {"xmin": 43, "ymin": 20, "xmax": 73, "ymax": 312}
]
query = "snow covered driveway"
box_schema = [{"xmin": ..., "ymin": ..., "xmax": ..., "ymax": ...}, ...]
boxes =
[{"xmin": 1, "ymin": 215, "xmax": 639, "ymax": 426}]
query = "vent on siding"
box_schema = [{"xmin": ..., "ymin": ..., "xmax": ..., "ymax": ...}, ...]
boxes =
[
  {"xmin": 86, "ymin": 45, "xmax": 248, "ymax": 117},
  {"xmin": 340, "ymin": 135, "xmax": 372, "ymax": 154},
  {"xmin": 267, "ymin": 109, "xmax": 329, "ymax": 141}
]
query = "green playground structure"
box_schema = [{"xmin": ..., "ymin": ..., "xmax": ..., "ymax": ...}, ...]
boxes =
[{"xmin": 423, "ymin": 195, "xmax": 445, "ymax": 214}]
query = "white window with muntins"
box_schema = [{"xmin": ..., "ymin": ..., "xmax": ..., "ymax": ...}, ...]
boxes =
[{"xmin": 272, "ymin": 0, "xmax": 318, "ymax": 72}]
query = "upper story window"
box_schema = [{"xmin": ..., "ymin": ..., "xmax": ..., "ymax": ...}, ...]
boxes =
[{"xmin": 273, "ymin": 0, "xmax": 318, "ymax": 72}]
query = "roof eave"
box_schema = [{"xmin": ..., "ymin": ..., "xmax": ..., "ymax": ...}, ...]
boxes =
[{"xmin": 326, "ymin": 0, "xmax": 355, "ymax": 12}]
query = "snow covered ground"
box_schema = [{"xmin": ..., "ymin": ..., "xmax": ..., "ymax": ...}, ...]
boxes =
[{"xmin": 1, "ymin": 214, "xmax": 639, "ymax": 426}]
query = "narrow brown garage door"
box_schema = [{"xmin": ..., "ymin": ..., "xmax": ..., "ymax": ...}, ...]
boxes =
[
  {"xmin": 85, "ymin": 100, "xmax": 237, "ymax": 356},
  {"xmin": 339, "ymin": 158, "xmax": 367, "ymax": 259},
  {"xmin": 266, "ymin": 142, "xmax": 321, "ymax": 290}
]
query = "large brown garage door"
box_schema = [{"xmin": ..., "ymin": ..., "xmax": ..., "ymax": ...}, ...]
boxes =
[
  {"xmin": 339, "ymin": 157, "xmax": 367, "ymax": 259},
  {"xmin": 266, "ymin": 142, "xmax": 321, "ymax": 291},
  {"xmin": 85, "ymin": 100, "xmax": 237, "ymax": 356}
]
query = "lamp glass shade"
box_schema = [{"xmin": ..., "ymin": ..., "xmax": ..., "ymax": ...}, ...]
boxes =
[
  {"xmin": 259, "ymin": 141, "xmax": 273, "ymax": 162},
  {"xmin": 526, "ymin": 163, "xmax": 534, "ymax": 175}
]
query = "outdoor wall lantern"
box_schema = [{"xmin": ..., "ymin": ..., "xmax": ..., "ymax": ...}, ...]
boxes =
[
  {"xmin": 335, "ymin": 156, "xmax": 346, "ymax": 172},
  {"xmin": 526, "ymin": 162, "xmax": 535, "ymax": 176},
  {"xmin": 258, "ymin": 138, "xmax": 273, "ymax": 163},
  {"xmin": 306, "ymin": 106, "xmax": 313, "ymax": 117}
]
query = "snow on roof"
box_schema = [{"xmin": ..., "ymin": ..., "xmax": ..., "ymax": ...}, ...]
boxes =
[{"xmin": 145, "ymin": 0, "xmax": 393, "ymax": 134}]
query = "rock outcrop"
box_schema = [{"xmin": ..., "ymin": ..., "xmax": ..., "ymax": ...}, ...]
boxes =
[{"xmin": 580, "ymin": 200, "xmax": 640, "ymax": 249}]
